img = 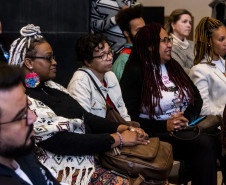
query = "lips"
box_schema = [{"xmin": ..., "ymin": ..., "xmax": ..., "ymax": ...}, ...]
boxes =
[{"xmin": 50, "ymin": 68, "xmax": 57, "ymax": 72}]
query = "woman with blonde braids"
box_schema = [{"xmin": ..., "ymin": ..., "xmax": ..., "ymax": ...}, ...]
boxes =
[
  {"xmin": 189, "ymin": 17, "xmax": 226, "ymax": 116},
  {"xmin": 189, "ymin": 17, "xmax": 226, "ymax": 184}
]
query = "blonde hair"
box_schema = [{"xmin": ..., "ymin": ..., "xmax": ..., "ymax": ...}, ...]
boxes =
[{"xmin": 194, "ymin": 17, "xmax": 223, "ymax": 65}]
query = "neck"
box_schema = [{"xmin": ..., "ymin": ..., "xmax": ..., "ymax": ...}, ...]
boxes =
[
  {"xmin": 0, "ymin": 156, "xmax": 16, "ymax": 170},
  {"xmin": 173, "ymin": 32, "xmax": 185, "ymax": 41},
  {"xmin": 209, "ymin": 52, "xmax": 220, "ymax": 61},
  {"xmin": 89, "ymin": 68, "xmax": 105, "ymax": 84}
]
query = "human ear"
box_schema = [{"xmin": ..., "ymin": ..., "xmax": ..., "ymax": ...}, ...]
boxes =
[
  {"xmin": 123, "ymin": 30, "xmax": 129, "ymax": 38},
  {"xmin": 24, "ymin": 58, "xmax": 33, "ymax": 70},
  {"xmin": 84, "ymin": 60, "xmax": 92, "ymax": 67},
  {"xmin": 171, "ymin": 22, "xmax": 176, "ymax": 31}
]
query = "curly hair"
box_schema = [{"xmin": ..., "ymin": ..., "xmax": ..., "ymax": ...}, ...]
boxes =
[
  {"xmin": 76, "ymin": 33, "xmax": 107, "ymax": 66},
  {"xmin": 194, "ymin": 17, "xmax": 224, "ymax": 65},
  {"xmin": 126, "ymin": 23, "xmax": 194, "ymax": 118},
  {"xmin": 165, "ymin": 9, "xmax": 192, "ymax": 35},
  {"xmin": 116, "ymin": 4, "xmax": 143, "ymax": 32}
]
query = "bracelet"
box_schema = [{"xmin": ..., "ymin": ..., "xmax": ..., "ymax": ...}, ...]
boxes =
[{"xmin": 116, "ymin": 132, "xmax": 123, "ymax": 148}]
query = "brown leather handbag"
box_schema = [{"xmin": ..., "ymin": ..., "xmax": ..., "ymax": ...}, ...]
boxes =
[{"xmin": 100, "ymin": 137, "xmax": 173, "ymax": 185}]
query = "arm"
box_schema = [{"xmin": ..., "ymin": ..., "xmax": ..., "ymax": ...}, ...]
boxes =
[
  {"xmin": 120, "ymin": 61, "xmax": 168, "ymax": 136},
  {"xmin": 67, "ymin": 72, "xmax": 92, "ymax": 112},
  {"xmin": 189, "ymin": 65, "xmax": 215, "ymax": 116},
  {"xmin": 112, "ymin": 53, "xmax": 130, "ymax": 81}
]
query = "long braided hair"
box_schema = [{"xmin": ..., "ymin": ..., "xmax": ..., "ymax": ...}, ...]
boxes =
[
  {"xmin": 194, "ymin": 17, "xmax": 223, "ymax": 65},
  {"xmin": 9, "ymin": 24, "xmax": 46, "ymax": 67},
  {"xmin": 126, "ymin": 23, "xmax": 194, "ymax": 118}
]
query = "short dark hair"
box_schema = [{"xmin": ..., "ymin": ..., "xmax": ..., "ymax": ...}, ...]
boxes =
[
  {"xmin": 0, "ymin": 64, "xmax": 24, "ymax": 118},
  {"xmin": 116, "ymin": 4, "xmax": 143, "ymax": 32},
  {"xmin": 76, "ymin": 33, "xmax": 107, "ymax": 66}
]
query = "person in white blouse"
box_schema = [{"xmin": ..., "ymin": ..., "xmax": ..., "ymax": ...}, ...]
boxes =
[
  {"xmin": 189, "ymin": 17, "xmax": 226, "ymax": 116},
  {"xmin": 165, "ymin": 9, "xmax": 194, "ymax": 74}
]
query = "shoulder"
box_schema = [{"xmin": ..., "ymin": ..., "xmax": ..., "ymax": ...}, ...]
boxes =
[{"xmin": 105, "ymin": 71, "xmax": 118, "ymax": 82}]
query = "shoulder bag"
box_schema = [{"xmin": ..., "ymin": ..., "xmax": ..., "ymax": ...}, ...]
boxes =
[
  {"xmin": 79, "ymin": 69, "xmax": 173, "ymax": 184},
  {"xmin": 171, "ymin": 115, "xmax": 222, "ymax": 142},
  {"xmin": 78, "ymin": 69, "xmax": 140, "ymax": 127}
]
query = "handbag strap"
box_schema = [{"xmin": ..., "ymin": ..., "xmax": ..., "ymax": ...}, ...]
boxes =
[{"xmin": 78, "ymin": 69, "xmax": 106, "ymax": 101}]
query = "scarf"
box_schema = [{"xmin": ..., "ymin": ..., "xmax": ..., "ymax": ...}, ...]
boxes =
[{"xmin": 171, "ymin": 33, "xmax": 190, "ymax": 49}]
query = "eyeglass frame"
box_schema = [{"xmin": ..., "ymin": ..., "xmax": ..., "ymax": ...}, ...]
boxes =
[
  {"xmin": 160, "ymin": 37, "xmax": 173, "ymax": 44},
  {"xmin": 27, "ymin": 55, "xmax": 55, "ymax": 63},
  {"xmin": 0, "ymin": 97, "xmax": 29, "ymax": 126},
  {"xmin": 92, "ymin": 49, "xmax": 114, "ymax": 60}
]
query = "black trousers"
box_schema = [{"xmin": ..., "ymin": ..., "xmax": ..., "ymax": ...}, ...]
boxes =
[{"xmin": 153, "ymin": 132, "xmax": 218, "ymax": 185}]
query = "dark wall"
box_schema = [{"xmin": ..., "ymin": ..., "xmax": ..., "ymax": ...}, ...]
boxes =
[{"xmin": 0, "ymin": 0, "xmax": 89, "ymax": 87}]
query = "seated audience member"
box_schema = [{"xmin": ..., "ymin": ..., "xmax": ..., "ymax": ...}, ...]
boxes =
[
  {"xmin": 67, "ymin": 33, "xmax": 142, "ymax": 127},
  {"xmin": 9, "ymin": 24, "xmax": 150, "ymax": 185},
  {"xmin": 0, "ymin": 65, "xmax": 61, "ymax": 185},
  {"xmin": 189, "ymin": 17, "xmax": 226, "ymax": 116},
  {"xmin": 120, "ymin": 23, "xmax": 218, "ymax": 185},
  {"xmin": 112, "ymin": 4, "xmax": 145, "ymax": 81},
  {"xmin": 165, "ymin": 9, "xmax": 194, "ymax": 74}
]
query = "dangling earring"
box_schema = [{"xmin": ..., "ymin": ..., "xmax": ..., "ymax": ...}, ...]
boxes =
[{"xmin": 25, "ymin": 67, "xmax": 40, "ymax": 88}]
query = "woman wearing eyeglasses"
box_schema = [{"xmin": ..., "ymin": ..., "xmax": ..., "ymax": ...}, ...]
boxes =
[
  {"xmin": 9, "ymin": 25, "xmax": 150, "ymax": 185},
  {"xmin": 120, "ymin": 23, "xmax": 218, "ymax": 185},
  {"xmin": 67, "ymin": 33, "xmax": 133, "ymax": 122}
]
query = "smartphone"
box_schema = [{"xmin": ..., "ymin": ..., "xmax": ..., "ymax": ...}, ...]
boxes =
[{"xmin": 188, "ymin": 116, "xmax": 207, "ymax": 126}]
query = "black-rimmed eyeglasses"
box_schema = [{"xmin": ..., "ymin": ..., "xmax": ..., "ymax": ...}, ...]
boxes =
[
  {"xmin": 160, "ymin": 37, "xmax": 173, "ymax": 44},
  {"xmin": 27, "ymin": 55, "xmax": 55, "ymax": 63},
  {"xmin": 0, "ymin": 98, "xmax": 28, "ymax": 126},
  {"xmin": 92, "ymin": 49, "xmax": 114, "ymax": 60}
]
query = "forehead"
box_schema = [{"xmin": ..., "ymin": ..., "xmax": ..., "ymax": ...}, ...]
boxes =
[
  {"xmin": 212, "ymin": 26, "xmax": 226, "ymax": 37},
  {"xmin": 93, "ymin": 42, "xmax": 109, "ymax": 53},
  {"xmin": 160, "ymin": 28, "xmax": 168, "ymax": 37},
  {"xmin": 0, "ymin": 84, "xmax": 26, "ymax": 120},
  {"xmin": 178, "ymin": 14, "xmax": 191, "ymax": 20},
  {"xmin": 35, "ymin": 42, "xmax": 53, "ymax": 54},
  {"xmin": 130, "ymin": 18, "xmax": 145, "ymax": 28}
]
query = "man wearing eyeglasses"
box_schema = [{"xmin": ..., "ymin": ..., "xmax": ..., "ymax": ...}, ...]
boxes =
[{"xmin": 0, "ymin": 65, "xmax": 61, "ymax": 185}]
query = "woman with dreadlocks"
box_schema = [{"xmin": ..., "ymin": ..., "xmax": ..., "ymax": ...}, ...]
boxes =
[
  {"xmin": 120, "ymin": 22, "xmax": 218, "ymax": 185},
  {"xmin": 189, "ymin": 17, "xmax": 226, "ymax": 116},
  {"xmin": 8, "ymin": 24, "xmax": 150, "ymax": 185}
]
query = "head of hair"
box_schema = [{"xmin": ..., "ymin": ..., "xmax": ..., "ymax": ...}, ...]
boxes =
[
  {"xmin": 126, "ymin": 22, "xmax": 194, "ymax": 118},
  {"xmin": 194, "ymin": 17, "xmax": 224, "ymax": 65},
  {"xmin": 8, "ymin": 24, "xmax": 46, "ymax": 67},
  {"xmin": 0, "ymin": 65, "xmax": 24, "ymax": 119},
  {"xmin": 76, "ymin": 33, "xmax": 107, "ymax": 66},
  {"xmin": 165, "ymin": 9, "xmax": 192, "ymax": 34},
  {"xmin": 116, "ymin": 4, "xmax": 143, "ymax": 32}
]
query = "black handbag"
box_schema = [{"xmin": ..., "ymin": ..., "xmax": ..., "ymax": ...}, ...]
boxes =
[{"xmin": 171, "ymin": 115, "xmax": 222, "ymax": 141}]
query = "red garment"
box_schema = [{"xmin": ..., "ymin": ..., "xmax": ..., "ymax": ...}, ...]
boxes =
[
  {"xmin": 103, "ymin": 80, "xmax": 117, "ymax": 117},
  {"xmin": 120, "ymin": 47, "xmax": 132, "ymax": 55}
]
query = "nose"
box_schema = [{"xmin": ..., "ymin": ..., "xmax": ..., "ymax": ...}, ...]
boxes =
[
  {"xmin": 51, "ymin": 58, "xmax": 57, "ymax": 65},
  {"xmin": 27, "ymin": 109, "xmax": 37, "ymax": 126},
  {"xmin": 167, "ymin": 41, "xmax": 172, "ymax": 48}
]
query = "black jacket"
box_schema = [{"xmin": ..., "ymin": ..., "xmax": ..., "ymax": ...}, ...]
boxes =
[
  {"xmin": 26, "ymin": 83, "xmax": 118, "ymax": 156},
  {"xmin": 0, "ymin": 154, "xmax": 60, "ymax": 185},
  {"xmin": 120, "ymin": 60, "xmax": 203, "ymax": 136}
]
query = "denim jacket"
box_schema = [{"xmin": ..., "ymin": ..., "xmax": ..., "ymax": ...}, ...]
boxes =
[{"xmin": 67, "ymin": 68, "xmax": 131, "ymax": 121}]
